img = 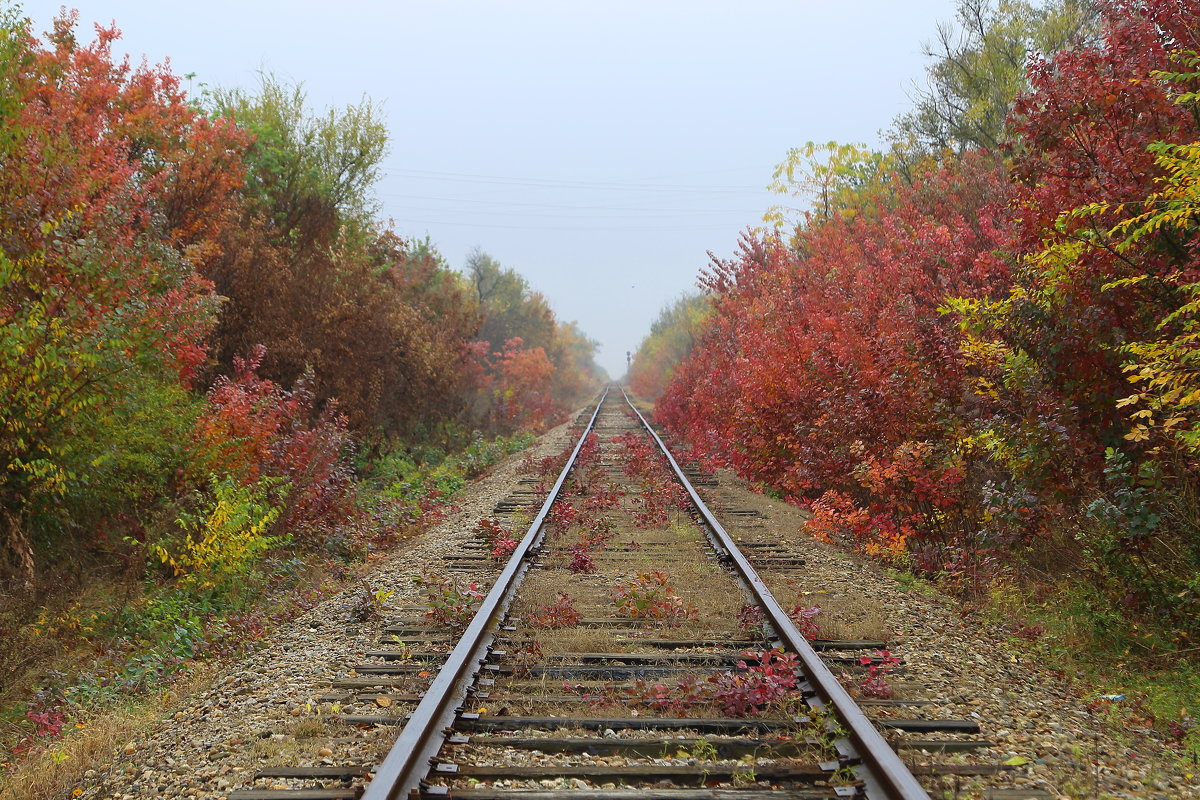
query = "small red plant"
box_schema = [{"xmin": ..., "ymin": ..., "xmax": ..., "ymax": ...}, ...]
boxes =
[
  {"xmin": 475, "ymin": 517, "xmax": 509, "ymax": 542},
  {"xmin": 567, "ymin": 433, "xmax": 602, "ymax": 476},
  {"xmin": 789, "ymin": 605, "xmax": 821, "ymax": 640},
  {"xmin": 568, "ymin": 544, "xmax": 597, "ymax": 573},
  {"xmin": 709, "ymin": 650, "xmax": 800, "ymax": 716},
  {"xmin": 583, "ymin": 486, "xmax": 624, "ymax": 511},
  {"xmin": 529, "ymin": 593, "xmax": 581, "ymax": 627},
  {"xmin": 476, "ymin": 517, "xmax": 519, "ymax": 560},
  {"xmin": 11, "ymin": 707, "xmax": 67, "ymax": 755},
  {"xmin": 414, "ymin": 572, "xmax": 483, "ymax": 631},
  {"xmin": 490, "ymin": 536, "xmax": 519, "ymax": 560},
  {"xmin": 579, "ymin": 513, "xmax": 615, "ymax": 537},
  {"xmin": 548, "ymin": 502, "xmax": 579, "ymax": 529},
  {"xmin": 1007, "ymin": 621, "xmax": 1045, "ymax": 641},
  {"xmin": 576, "ymin": 528, "xmax": 610, "ymax": 551},
  {"xmin": 612, "ymin": 431, "xmax": 657, "ymax": 476},
  {"xmin": 737, "ymin": 603, "xmax": 765, "ymax": 632},
  {"xmin": 626, "ymin": 675, "xmax": 707, "ymax": 715},
  {"xmin": 858, "ymin": 649, "xmax": 901, "ymax": 699},
  {"xmin": 611, "ymin": 571, "xmax": 697, "ymax": 626}
]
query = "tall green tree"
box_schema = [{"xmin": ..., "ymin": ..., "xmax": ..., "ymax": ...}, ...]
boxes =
[
  {"xmin": 466, "ymin": 247, "xmax": 557, "ymax": 354},
  {"xmin": 213, "ymin": 75, "xmax": 388, "ymax": 238},
  {"xmin": 893, "ymin": 0, "xmax": 1100, "ymax": 154}
]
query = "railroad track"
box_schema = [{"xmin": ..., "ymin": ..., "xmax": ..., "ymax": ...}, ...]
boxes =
[{"xmin": 228, "ymin": 387, "xmax": 1026, "ymax": 800}]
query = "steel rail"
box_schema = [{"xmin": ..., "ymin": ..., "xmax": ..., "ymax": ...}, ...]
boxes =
[
  {"xmin": 362, "ymin": 388, "xmax": 609, "ymax": 800},
  {"xmin": 619, "ymin": 387, "xmax": 931, "ymax": 800}
]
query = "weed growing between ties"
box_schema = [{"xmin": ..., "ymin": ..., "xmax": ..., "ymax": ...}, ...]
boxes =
[
  {"xmin": 527, "ymin": 593, "xmax": 581, "ymax": 628},
  {"xmin": 475, "ymin": 517, "xmax": 520, "ymax": 561},
  {"xmin": 414, "ymin": 572, "xmax": 484, "ymax": 632},
  {"xmin": 612, "ymin": 571, "xmax": 698, "ymax": 626},
  {"xmin": 840, "ymin": 650, "xmax": 901, "ymax": 700},
  {"xmin": 349, "ymin": 581, "xmax": 395, "ymax": 622},
  {"xmin": 558, "ymin": 649, "xmax": 803, "ymax": 718}
]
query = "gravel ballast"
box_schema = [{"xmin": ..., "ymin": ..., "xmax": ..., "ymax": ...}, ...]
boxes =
[{"xmin": 73, "ymin": 413, "xmax": 1198, "ymax": 800}]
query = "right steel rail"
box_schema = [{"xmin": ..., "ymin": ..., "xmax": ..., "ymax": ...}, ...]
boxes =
[{"xmin": 621, "ymin": 387, "xmax": 932, "ymax": 800}]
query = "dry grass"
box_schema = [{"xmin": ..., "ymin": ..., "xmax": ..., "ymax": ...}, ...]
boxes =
[
  {"xmin": 286, "ymin": 718, "xmax": 329, "ymax": 739},
  {"xmin": 529, "ymin": 627, "xmax": 620, "ymax": 656},
  {"xmin": 0, "ymin": 666, "xmax": 215, "ymax": 800},
  {"xmin": 800, "ymin": 593, "xmax": 892, "ymax": 642},
  {"xmin": 250, "ymin": 716, "xmax": 342, "ymax": 765},
  {"xmin": 0, "ymin": 568, "xmax": 144, "ymax": 710}
]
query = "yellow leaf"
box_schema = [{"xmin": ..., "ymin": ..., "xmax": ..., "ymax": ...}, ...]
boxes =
[{"xmin": 1003, "ymin": 755, "xmax": 1029, "ymax": 766}]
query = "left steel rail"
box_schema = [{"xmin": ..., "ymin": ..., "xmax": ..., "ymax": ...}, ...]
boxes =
[{"xmin": 361, "ymin": 387, "xmax": 609, "ymax": 800}]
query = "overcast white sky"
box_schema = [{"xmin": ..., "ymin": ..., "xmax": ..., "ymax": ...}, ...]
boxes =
[{"xmin": 22, "ymin": 1, "xmax": 961, "ymax": 377}]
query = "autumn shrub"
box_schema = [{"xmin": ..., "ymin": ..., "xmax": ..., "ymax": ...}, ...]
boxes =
[
  {"xmin": 205, "ymin": 80, "xmax": 485, "ymax": 438},
  {"xmin": 26, "ymin": 380, "xmax": 204, "ymax": 559},
  {"xmin": 568, "ymin": 545, "xmax": 597, "ymax": 574},
  {"xmin": 474, "ymin": 516, "xmax": 520, "ymax": 561},
  {"xmin": 195, "ymin": 347, "xmax": 357, "ymax": 549},
  {"xmin": 643, "ymin": 1, "xmax": 1200, "ymax": 672},
  {"xmin": 147, "ymin": 476, "xmax": 288, "ymax": 596},
  {"xmin": 1077, "ymin": 450, "xmax": 1200, "ymax": 642},
  {"xmin": 0, "ymin": 8, "xmax": 252, "ymax": 585},
  {"xmin": 803, "ymin": 491, "xmax": 872, "ymax": 550}
]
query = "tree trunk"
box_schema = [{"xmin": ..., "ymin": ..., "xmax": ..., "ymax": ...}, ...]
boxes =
[{"xmin": 1, "ymin": 508, "xmax": 35, "ymax": 590}]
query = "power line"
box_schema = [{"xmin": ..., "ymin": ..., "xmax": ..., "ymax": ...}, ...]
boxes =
[
  {"xmin": 385, "ymin": 216, "xmax": 745, "ymax": 232},
  {"xmin": 380, "ymin": 167, "xmax": 763, "ymax": 194},
  {"xmin": 375, "ymin": 191, "xmax": 764, "ymax": 214}
]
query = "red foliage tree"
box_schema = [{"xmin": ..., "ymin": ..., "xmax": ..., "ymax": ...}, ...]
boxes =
[
  {"xmin": 481, "ymin": 337, "xmax": 557, "ymax": 433},
  {"xmin": 660, "ymin": 155, "xmax": 1009, "ymax": 510},
  {"xmin": 196, "ymin": 346, "xmax": 355, "ymax": 540},
  {"xmin": 0, "ymin": 11, "xmax": 248, "ymax": 581}
]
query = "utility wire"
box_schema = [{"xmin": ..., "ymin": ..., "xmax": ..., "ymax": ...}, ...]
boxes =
[
  {"xmin": 375, "ymin": 191, "xmax": 764, "ymax": 214},
  {"xmin": 381, "ymin": 167, "xmax": 762, "ymax": 194},
  {"xmin": 386, "ymin": 216, "xmax": 743, "ymax": 232}
]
